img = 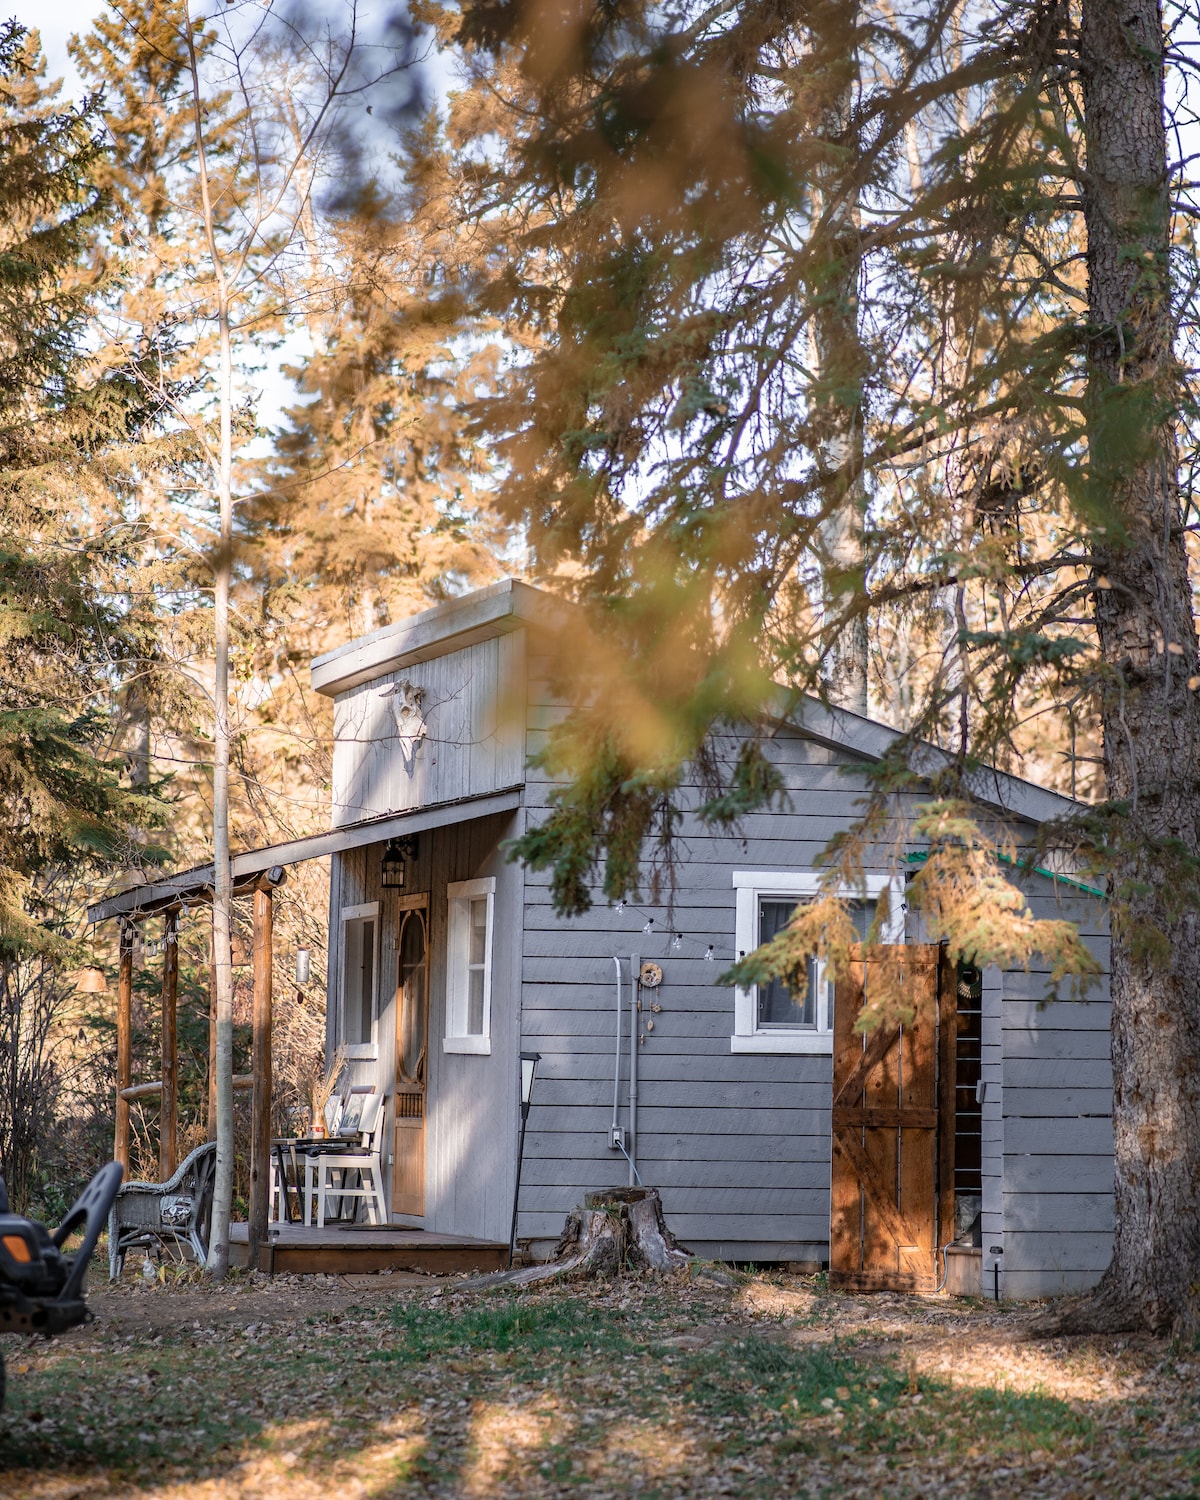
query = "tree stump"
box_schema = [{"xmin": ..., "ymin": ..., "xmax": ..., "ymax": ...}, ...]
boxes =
[{"xmin": 468, "ymin": 1186, "xmax": 690, "ymax": 1291}]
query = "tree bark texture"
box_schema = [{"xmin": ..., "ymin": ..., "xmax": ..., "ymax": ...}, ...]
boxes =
[
  {"xmin": 1080, "ymin": 0, "xmax": 1200, "ymax": 1335},
  {"xmin": 187, "ymin": 25, "xmax": 236, "ymax": 1277},
  {"xmin": 813, "ymin": 0, "xmax": 869, "ymax": 716}
]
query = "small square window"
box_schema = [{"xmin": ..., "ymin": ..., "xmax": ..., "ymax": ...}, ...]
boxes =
[
  {"xmin": 445, "ymin": 878, "xmax": 495, "ymax": 1054},
  {"xmin": 731, "ymin": 873, "xmax": 903, "ymax": 1054}
]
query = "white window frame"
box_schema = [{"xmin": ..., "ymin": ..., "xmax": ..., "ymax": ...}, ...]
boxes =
[
  {"xmin": 444, "ymin": 876, "xmax": 496, "ymax": 1055},
  {"xmin": 340, "ymin": 901, "xmax": 380, "ymax": 1059},
  {"xmin": 731, "ymin": 871, "xmax": 905, "ymax": 1054}
]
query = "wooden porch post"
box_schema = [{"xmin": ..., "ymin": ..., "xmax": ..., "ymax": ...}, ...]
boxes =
[
  {"xmin": 160, "ymin": 910, "xmax": 179, "ymax": 1180},
  {"xmin": 114, "ymin": 922, "xmax": 134, "ymax": 1174},
  {"xmin": 248, "ymin": 878, "xmax": 275, "ymax": 1269}
]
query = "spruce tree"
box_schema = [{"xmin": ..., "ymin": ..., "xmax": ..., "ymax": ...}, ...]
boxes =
[{"xmin": 0, "ymin": 19, "xmax": 162, "ymax": 955}]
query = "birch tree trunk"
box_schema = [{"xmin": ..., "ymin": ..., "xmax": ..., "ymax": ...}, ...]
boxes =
[
  {"xmin": 1079, "ymin": 0, "xmax": 1200, "ymax": 1336},
  {"xmin": 186, "ymin": 28, "xmax": 236, "ymax": 1279}
]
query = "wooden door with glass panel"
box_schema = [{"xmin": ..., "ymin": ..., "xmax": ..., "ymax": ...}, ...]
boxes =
[{"xmin": 393, "ymin": 895, "xmax": 430, "ymax": 1216}]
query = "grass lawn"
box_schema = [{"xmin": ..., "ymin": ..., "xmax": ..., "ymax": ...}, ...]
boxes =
[{"xmin": 1, "ymin": 1264, "xmax": 1197, "ymax": 1498}]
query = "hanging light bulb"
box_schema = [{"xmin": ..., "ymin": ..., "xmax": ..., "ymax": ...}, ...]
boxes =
[
  {"xmin": 642, "ymin": 917, "xmax": 655, "ymax": 934},
  {"xmin": 615, "ymin": 900, "xmax": 625, "ymax": 913},
  {"xmin": 705, "ymin": 945, "xmax": 715, "ymax": 962},
  {"xmin": 671, "ymin": 933, "xmax": 682, "ymax": 951}
]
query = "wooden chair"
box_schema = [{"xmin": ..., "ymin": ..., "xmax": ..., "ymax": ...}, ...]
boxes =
[
  {"xmin": 313, "ymin": 1092, "xmax": 386, "ymax": 1227},
  {"xmin": 270, "ymin": 1095, "xmax": 344, "ymax": 1225},
  {"xmin": 108, "ymin": 1141, "xmax": 216, "ymax": 1279}
]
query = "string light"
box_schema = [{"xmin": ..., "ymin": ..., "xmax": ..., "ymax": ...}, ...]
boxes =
[{"xmin": 606, "ymin": 894, "xmax": 732, "ymax": 962}]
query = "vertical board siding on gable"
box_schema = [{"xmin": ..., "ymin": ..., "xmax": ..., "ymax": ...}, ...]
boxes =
[{"xmin": 331, "ymin": 633, "xmax": 525, "ymax": 825}]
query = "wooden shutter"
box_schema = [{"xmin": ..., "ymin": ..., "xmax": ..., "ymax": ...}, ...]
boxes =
[{"xmin": 829, "ymin": 944, "xmax": 956, "ymax": 1292}]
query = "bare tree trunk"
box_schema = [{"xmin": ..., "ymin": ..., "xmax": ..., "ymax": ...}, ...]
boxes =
[
  {"xmin": 813, "ymin": 0, "xmax": 868, "ymax": 716},
  {"xmin": 1075, "ymin": 0, "xmax": 1200, "ymax": 1336},
  {"xmin": 186, "ymin": 28, "xmax": 236, "ymax": 1279}
]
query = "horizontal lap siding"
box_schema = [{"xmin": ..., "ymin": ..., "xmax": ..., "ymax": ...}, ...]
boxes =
[
  {"xmin": 1000, "ymin": 903, "xmax": 1114, "ymax": 1298},
  {"xmin": 517, "ymin": 715, "xmax": 888, "ymax": 1254}
]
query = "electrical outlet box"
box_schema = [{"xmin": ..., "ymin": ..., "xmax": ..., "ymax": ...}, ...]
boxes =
[{"xmin": 610, "ymin": 1127, "xmax": 625, "ymax": 1151}]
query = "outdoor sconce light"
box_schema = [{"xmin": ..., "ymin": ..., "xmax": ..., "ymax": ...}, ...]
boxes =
[
  {"xmin": 508, "ymin": 1051, "xmax": 542, "ymax": 1268},
  {"xmin": 294, "ymin": 947, "xmax": 311, "ymax": 986},
  {"xmin": 381, "ymin": 835, "xmax": 418, "ymax": 889},
  {"xmin": 520, "ymin": 1050, "xmax": 541, "ymax": 1121}
]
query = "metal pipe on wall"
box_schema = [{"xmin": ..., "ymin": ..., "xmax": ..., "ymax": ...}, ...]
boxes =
[
  {"xmin": 611, "ymin": 956, "xmax": 623, "ymax": 1144},
  {"xmin": 629, "ymin": 953, "xmax": 639, "ymax": 1186}
]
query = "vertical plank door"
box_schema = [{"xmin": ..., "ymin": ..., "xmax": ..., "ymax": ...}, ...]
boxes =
[{"xmin": 829, "ymin": 944, "xmax": 953, "ymax": 1292}]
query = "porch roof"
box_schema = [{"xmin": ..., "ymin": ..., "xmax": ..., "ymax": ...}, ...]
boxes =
[{"xmin": 86, "ymin": 786, "xmax": 523, "ymax": 925}]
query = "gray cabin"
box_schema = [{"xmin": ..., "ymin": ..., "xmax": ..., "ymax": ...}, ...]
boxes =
[{"xmin": 312, "ymin": 579, "xmax": 1113, "ymax": 1300}]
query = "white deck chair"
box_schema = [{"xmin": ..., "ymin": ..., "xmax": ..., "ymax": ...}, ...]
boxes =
[
  {"xmin": 314, "ymin": 1092, "xmax": 386, "ymax": 1227},
  {"xmin": 271, "ymin": 1094, "xmax": 346, "ymax": 1225}
]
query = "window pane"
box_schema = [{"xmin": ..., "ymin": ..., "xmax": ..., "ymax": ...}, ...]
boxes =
[
  {"xmin": 398, "ymin": 910, "xmax": 427, "ymax": 1081},
  {"xmin": 757, "ymin": 899, "xmax": 815, "ymax": 1027},
  {"xmin": 754, "ymin": 897, "xmax": 875, "ymax": 1029},
  {"xmin": 469, "ymin": 897, "xmax": 488, "ymax": 966},
  {"xmin": 467, "ymin": 967, "xmax": 485, "ymax": 1034},
  {"xmin": 344, "ymin": 916, "xmax": 375, "ymax": 1044}
]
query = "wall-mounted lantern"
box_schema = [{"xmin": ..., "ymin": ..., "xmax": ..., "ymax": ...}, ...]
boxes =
[{"xmin": 381, "ymin": 835, "xmax": 418, "ymax": 890}]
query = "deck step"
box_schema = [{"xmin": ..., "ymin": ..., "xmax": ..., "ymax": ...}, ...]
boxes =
[{"xmin": 228, "ymin": 1223, "xmax": 509, "ymax": 1276}]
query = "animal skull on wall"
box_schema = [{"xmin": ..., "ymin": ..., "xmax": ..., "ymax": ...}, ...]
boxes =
[{"xmin": 379, "ymin": 679, "xmax": 427, "ymax": 775}]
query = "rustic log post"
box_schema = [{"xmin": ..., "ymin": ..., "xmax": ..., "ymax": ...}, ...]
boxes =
[
  {"xmin": 160, "ymin": 910, "xmax": 179, "ymax": 1180},
  {"xmin": 207, "ymin": 914, "xmax": 218, "ymax": 1142},
  {"xmin": 248, "ymin": 870, "xmax": 284, "ymax": 1268},
  {"xmin": 114, "ymin": 923, "xmax": 134, "ymax": 1174}
]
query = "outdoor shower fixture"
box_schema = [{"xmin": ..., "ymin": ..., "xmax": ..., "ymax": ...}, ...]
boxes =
[{"xmin": 507, "ymin": 1050, "xmax": 542, "ymax": 1268}]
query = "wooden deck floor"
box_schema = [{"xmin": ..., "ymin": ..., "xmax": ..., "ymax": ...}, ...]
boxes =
[{"xmin": 229, "ymin": 1222, "xmax": 509, "ymax": 1276}]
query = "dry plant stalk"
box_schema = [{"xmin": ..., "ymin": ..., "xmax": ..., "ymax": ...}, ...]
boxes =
[{"xmin": 309, "ymin": 1045, "xmax": 345, "ymax": 1131}]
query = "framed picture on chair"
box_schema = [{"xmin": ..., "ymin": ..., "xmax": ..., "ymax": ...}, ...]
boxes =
[{"xmin": 338, "ymin": 1093, "xmax": 369, "ymax": 1136}]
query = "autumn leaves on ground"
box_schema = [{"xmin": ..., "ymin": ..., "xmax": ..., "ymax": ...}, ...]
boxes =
[{"xmin": 1, "ymin": 1269, "xmax": 1197, "ymax": 1500}]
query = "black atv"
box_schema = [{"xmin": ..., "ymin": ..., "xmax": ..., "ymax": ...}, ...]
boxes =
[{"xmin": 0, "ymin": 1161, "xmax": 124, "ymax": 1411}]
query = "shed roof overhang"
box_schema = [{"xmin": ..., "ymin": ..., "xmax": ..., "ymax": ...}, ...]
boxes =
[{"xmin": 86, "ymin": 786, "xmax": 523, "ymax": 925}]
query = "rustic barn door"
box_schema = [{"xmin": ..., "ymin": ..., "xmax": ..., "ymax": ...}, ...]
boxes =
[
  {"xmin": 829, "ymin": 945, "xmax": 956, "ymax": 1292},
  {"xmin": 392, "ymin": 897, "xmax": 430, "ymax": 1217}
]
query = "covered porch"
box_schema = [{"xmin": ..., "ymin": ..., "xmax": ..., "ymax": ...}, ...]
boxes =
[{"xmin": 85, "ymin": 788, "xmax": 523, "ymax": 1275}]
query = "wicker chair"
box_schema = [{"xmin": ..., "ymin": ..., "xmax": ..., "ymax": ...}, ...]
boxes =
[{"xmin": 108, "ymin": 1141, "xmax": 216, "ymax": 1280}]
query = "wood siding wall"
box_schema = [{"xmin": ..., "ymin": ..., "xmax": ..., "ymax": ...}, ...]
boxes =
[
  {"xmin": 319, "ymin": 615, "xmax": 1116, "ymax": 1283},
  {"xmin": 516, "ymin": 655, "xmax": 929, "ymax": 1259},
  {"xmin": 325, "ymin": 810, "xmax": 522, "ymax": 1243},
  {"xmin": 999, "ymin": 899, "xmax": 1113, "ymax": 1299},
  {"xmin": 980, "ymin": 964, "xmax": 1005, "ymax": 1296},
  {"xmin": 330, "ymin": 633, "xmax": 525, "ymax": 826}
]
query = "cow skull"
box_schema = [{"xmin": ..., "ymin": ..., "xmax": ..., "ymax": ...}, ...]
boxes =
[{"xmin": 379, "ymin": 679, "xmax": 427, "ymax": 775}]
